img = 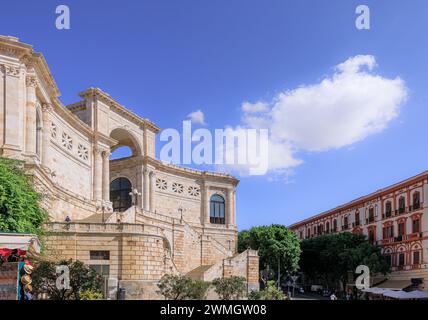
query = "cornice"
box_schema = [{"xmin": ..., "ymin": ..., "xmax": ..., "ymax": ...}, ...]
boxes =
[
  {"xmin": 146, "ymin": 156, "xmax": 239, "ymax": 185},
  {"xmin": 79, "ymin": 87, "xmax": 161, "ymax": 133},
  {"xmin": 289, "ymin": 171, "xmax": 428, "ymax": 229},
  {"xmin": 0, "ymin": 35, "xmax": 60, "ymax": 98}
]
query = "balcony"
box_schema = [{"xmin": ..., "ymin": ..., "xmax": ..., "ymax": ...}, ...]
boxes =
[
  {"xmin": 409, "ymin": 203, "xmax": 421, "ymax": 212},
  {"xmin": 403, "ymin": 232, "xmax": 423, "ymax": 241},
  {"xmin": 379, "ymin": 238, "xmax": 394, "ymax": 245}
]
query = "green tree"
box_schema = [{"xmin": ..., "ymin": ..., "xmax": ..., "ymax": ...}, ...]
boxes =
[
  {"xmin": 0, "ymin": 158, "xmax": 47, "ymax": 238},
  {"xmin": 248, "ymin": 280, "xmax": 287, "ymax": 300},
  {"xmin": 238, "ymin": 224, "xmax": 301, "ymax": 277},
  {"xmin": 300, "ymin": 232, "xmax": 391, "ymax": 291},
  {"xmin": 212, "ymin": 276, "xmax": 247, "ymax": 300},
  {"xmin": 31, "ymin": 259, "xmax": 102, "ymax": 300},
  {"xmin": 157, "ymin": 274, "xmax": 210, "ymax": 300}
]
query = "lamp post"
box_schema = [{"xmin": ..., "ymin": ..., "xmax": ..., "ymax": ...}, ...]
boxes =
[{"xmin": 129, "ymin": 188, "xmax": 141, "ymax": 207}]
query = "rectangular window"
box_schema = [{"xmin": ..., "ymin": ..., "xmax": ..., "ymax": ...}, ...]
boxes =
[
  {"xmin": 368, "ymin": 209, "xmax": 375, "ymax": 223},
  {"xmin": 398, "ymin": 223, "xmax": 405, "ymax": 237},
  {"xmin": 90, "ymin": 264, "xmax": 110, "ymax": 276},
  {"xmin": 90, "ymin": 251, "xmax": 110, "ymax": 260},
  {"xmin": 413, "ymin": 251, "xmax": 420, "ymax": 265},
  {"xmin": 385, "ymin": 202, "xmax": 392, "ymax": 217},
  {"xmin": 398, "ymin": 253, "xmax": 405, "ymax": 266},
  {"xmin": 413, "ymin": 219, "xmax": 420, "ymax": 233}
]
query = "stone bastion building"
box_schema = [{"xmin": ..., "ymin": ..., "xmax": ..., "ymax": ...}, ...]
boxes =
[{"xmin": 0, "ymin": 36, "xmax": 259, "ymax": 299}]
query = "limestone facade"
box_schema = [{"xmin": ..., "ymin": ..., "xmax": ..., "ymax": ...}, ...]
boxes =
[{"xmin": 0, "ymin": 36, "xmax": 259, "ymax": 299}]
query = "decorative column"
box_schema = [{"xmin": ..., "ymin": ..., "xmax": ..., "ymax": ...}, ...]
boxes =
[
  {"xmin": 102, "ymin": 150, "xmax": 111, "ymax": 202},
  {"xmin": 41, "ymin": 104, "xmax": 52, "ymax": 167},
  {"xmin": 204, "ymin": 184, "xmax": 210, "ymax": 225},
  {"xmin": 1, "ymin": 64, "xmax": 22, "ymax": 157},
  {"xmin": 227, "ymin": 188, "xmax": 234, "ymax": 227},
  {"xmin": 93, "ymin": 146, "xmax": 103, "ymax": 201},
  {"xmin": 25, "ymin": 74, "xmax": 38, "ymax": 156},
  {"xmin": 232, "ymin": 190, "xmax": 236, "ymax": 225},
  {"xmin": 143, "ymin": 168, "xmax": 150, "ymax": 211},
  {"xmin": 149, "ymin": 171, "xmax": 156, "ymax": 212}
]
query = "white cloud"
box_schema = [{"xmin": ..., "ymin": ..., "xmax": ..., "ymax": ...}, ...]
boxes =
[
  {"xmin": 226, "ymin": 55, "xmax": 408, "ymax": 176},
  {"xmin": 241, "ymin": 101, "xmax": 269, "ymax": 113},
  {"xmin": 186, "ymin": 109, "xmax": 206, "ymax": 125}
]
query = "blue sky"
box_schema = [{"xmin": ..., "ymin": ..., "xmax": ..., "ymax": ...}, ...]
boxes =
[{"xmin": 2, "ymin": 1, "xmax": 428, "ymax": 229}]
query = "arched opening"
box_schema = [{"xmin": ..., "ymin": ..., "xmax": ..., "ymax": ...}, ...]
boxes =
[
  {"xmin": 110, "ymin": 128, "xmax": 142, "ymax": 159},
  {"xmin": 210, "ymin": 194, "xmax": 225, "ymax": 224},
  {"xmin": 110, "ymin": 177, "xmax": 132, "ymax": 212},
  {"xmin": 110, "ymin": 146, "xmax": 133, "ymax": 160}
]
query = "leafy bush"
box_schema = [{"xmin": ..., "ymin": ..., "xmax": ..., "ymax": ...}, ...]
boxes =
[
  {"xmin": 248, "ymin": 281, "xmax": 286, "ymax": 300},
  {"xmin": 248, "ymin": 290, "xmax": 262, "ymax": 300},
  {"xmin": 31, "ymin": 259, "xmax": 102, "ymax": 300},
  {"xmin": 0, "ymin": 158, "xmax": 48, "ymax": 238},
  {"xmin": 212, "ymin": 276, "xmax": 247, "ymax": 300},
  {"xmin": 187, "ymin": 279, "xmax": 210, "ymax": 300},
  {"xmin": 80, "ymin": 288, "xmax": 103, "ymax": 300},
  {"xmin": 157, "ymin": 274, "xmax": 210, "ymax": 300}
]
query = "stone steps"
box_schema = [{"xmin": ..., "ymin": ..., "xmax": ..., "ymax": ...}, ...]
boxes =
[{"xmin": 186, "ymin": 265, "xmax": 214, "ymax": 280}]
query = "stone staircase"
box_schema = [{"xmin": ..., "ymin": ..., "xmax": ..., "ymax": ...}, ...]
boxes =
[{"xmin": 186, "ymin": 265, "xmax": 214, "ymax": 280}]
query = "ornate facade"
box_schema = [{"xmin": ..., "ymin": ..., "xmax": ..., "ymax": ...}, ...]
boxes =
[
  {"xmin": 289, "ymin": 171, "xmax": 428, "ymax": 291},
  {"xmin": 0, "ymin": 36, "xmax": 259, "ymax": 299}
]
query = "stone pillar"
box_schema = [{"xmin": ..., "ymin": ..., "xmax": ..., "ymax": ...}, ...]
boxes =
[
  {"xmin": 1, "ymin": 64, "xmax": 22, "ymax": 157},
  {"xmin": 25, "ymin": 74, "xmax": 38, "ymax": 156},
  {"xmin": 102, "ymin": 150, "xmax": 111, "ymax": 201},
  {"xmin": 227, "ymin": 188, "xmax": 234, "ymax": 226},
  {"xmin": 41, "ymin": 104, "xmax": 52, "ymax": 167},
  {"xmin": 149, "ymin": 171, "xmax": 156, "ymax": 212},
  {"xmin": 93, "ymin": 146, "xmax": 103, "ymax": 201},
  {"xmin": 143, "ymin": 168, "xmax": 150, "ymax": 211},
  {"xmin": 204, "ymin": 185, "xmax": 210, "ymax": 225},
  {"xmin": 232, "ymin": 190, "xmax": 236, "ymax": 225}
]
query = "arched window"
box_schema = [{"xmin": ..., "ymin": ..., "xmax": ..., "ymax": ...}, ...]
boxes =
[
  {"xmin": 333, "ymin": 219, "xmax": 337, "ymax": 232},
  {"xmin": 398, "ymin": 196, "xmax": 406, "ymax": 214},
  {"xmin": 325, "ymin": 221, "xmax": 330, "ymax": 234},
  {"xmin": 355, "ymin": 211, "xmax": 360, "ymax": 226},
  {"xmin": 385, "ymin": 201, "xmax": 392, "ymax": 217},
  {"xmin": 413, "ymin": 192, "xmax": 420, "ymax": 210},
  {"xmin": 210, "ymin": 194, "xmax": 225, "ymax": 224},
  {"xmin": 110, "ymin": 177, "xmax": 132, "ymax": 212}
]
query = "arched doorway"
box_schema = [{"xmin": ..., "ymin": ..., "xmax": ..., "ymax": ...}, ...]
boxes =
[{"xmin": 110, "ymin": 177, "xmax": 132, "ymax": 212}]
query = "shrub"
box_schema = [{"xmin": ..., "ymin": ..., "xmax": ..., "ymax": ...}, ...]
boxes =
[
  {"xmin": 248, "ymin": 281, "xmax": 287, "ymax": 300},
  {"xmin": 211, "ymin": 276, "xmax": 247, "ymax": 300},
  {"xmin": 31, "ymin": 259, "xmax": 102, "ymax": 300},
  {"xmin": 80, "ymin": 288, "xmax": 103, "ymax": 300},
  {"xmin": 157, "ymin": 274, "xmax": 210, "ymax": 300}
]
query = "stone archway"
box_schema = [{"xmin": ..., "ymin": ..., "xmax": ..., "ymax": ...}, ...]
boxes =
[{"xmin": 109, "ymin": 127, "xmax": 143, "ymax": 158}]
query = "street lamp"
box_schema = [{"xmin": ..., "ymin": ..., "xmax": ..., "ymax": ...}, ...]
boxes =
[{"xmin": 129, "ymin": 188, "xmax": 141, "ymax": 207}]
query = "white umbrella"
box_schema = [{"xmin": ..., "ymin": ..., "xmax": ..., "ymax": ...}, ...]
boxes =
[
  {"xmin": 383, "ymin": 290, "xmax": 411, "ymax": 299},
  {"xmin": 405, "ymin": 290, "xmax": 428, "ymax": 299},
  {"xmin": 362, "ymin": 287, "xmax": 389, "ymax": 295}
]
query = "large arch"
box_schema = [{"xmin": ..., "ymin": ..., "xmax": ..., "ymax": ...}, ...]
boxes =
[{"xmin": 109, "ymin": 127, "xmax": 143, "ymax": 157}]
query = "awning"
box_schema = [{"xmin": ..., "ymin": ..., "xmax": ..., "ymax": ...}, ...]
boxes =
[
  {"xmin": 362, "ymin": 287, "xmax": 389, "ymax": 295},
  {"xmin": 0, "ymin": 233, "xmax": 41, "ymax": 253},
  {"xmin": 383, "ymin": 290, "xmax": 428, "ymax": 300},
  {"xmin": 375, "ymin": 280, "xmax": 412, "ymax": 290}
]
